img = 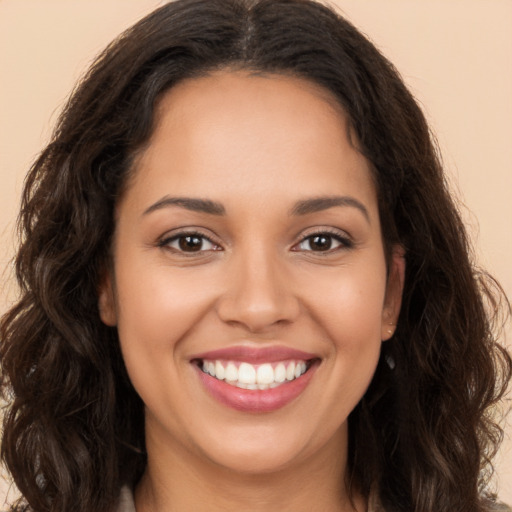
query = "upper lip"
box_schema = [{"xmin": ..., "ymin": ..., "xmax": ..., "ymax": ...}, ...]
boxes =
[{"xmin": 190, "ymin": 345, "xmax": 318, "ymax": 363}]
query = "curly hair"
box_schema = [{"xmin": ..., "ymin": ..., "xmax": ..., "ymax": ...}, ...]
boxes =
[{"xmin": 1, "ymin": 1, "xmax": 510, "ymax": 511}]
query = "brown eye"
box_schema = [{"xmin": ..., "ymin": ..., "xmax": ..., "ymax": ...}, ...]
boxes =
[
  {"xmin": 179, "ymin": 235, "xmax": 204, "ymax": 252},
  {"xmin": 295, "ymin": 232, "xmax": 353, "ymax": 252},
  {"xmin": 161, "ymin": 232, "xmax": 219, "ymax": 253},
  {"xmin": 308, "ymin": 235, "xmax": 333, "ymax": 251}
]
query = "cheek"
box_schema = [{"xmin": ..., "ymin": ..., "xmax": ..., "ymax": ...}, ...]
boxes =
[
  {"xmin": 301, "ymin": 263, "xmax": 387, "ymax": 343},
  {"xmin": 112, "ymin": 261, "xmax": 221, "ymax": 424},
  {"xmin": 301, "ymin": 264, "xmax": 386, "ymax": 393},
  {"xmin": 113, "ymin": 255, "xmax": 219, "ymax": 366}
]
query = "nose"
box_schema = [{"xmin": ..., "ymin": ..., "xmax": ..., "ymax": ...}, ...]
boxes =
[{"xmin": 216, "ymin": 246, "xmax": 300, "ymax": 333}]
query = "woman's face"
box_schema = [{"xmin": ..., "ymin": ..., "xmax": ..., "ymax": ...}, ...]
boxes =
[{"xmin": 100, "ymin": 71, "xmax": 404, "ymax": 476}]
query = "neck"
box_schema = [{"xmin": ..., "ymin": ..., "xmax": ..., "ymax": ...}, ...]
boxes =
[{"xmin": 134, "ymin": 421, "xmax": 365, "ymax": 512}]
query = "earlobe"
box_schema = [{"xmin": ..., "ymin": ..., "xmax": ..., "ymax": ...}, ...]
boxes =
[
  {"xmin": 381, "ymin": 245, "xmax": 406, "ymax": 341},
  {"xmin": 98, "ymin": 273, "xmax": 117, "ymax": 327}
]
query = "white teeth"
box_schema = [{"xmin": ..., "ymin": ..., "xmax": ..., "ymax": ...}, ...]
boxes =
[
  {"xmin": 274, "ymin": 363, "xmax": 286, "ymax": 383},
  {"xmin": 215, "ymin": 360, "xmax": 225, "ymax": 380},
  {"xmin": 294, "ymin": 361, "xmax": 306, "ymax": 379},
  {"xmin": 200, "ymin": 359, "xmax": 310, "ymax": 389},
  {"xmin": 238, "ymin": 362, "xmax": 256, "ymax": 384},
  {"xmin": 225, "ymin": 362, "xmax": 238, "ymax": 382},
  {"xmin": 256, "ymin": 363, "xmax": 274, "ymax": 385},
  {"xmin": 286, "ymin": 362, "xmax": 295, "ymax": 381}
]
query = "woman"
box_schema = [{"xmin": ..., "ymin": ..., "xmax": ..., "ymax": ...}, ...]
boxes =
[{"xmin": 1, "ymin": 0, "xmax": 510, "ymax": 511}]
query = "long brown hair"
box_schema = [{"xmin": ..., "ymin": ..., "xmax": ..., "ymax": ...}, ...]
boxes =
[{"xmin": 1, "ymin": 1, "xmax": 510, "ymax": 511}]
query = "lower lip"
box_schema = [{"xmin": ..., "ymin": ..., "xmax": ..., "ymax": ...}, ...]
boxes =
[{"xmin": 195, "ymin": 363, "xmax": 318, "ymax": 413}]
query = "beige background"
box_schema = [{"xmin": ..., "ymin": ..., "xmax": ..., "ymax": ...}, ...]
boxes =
[{"xmin": 1, "ymin": 0, "xmax": 511, "ymax": 505}]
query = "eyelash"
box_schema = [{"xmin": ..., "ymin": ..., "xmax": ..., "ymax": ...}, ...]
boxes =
[
  {"xmin": 158, "ymin": 228, "xmax": 353, "ymax": 256},
  {"xmin": 293, "ymin": 229, "xmax": 354, "ymax": 253},
  {"xmin": 158, "ymin": 230, "xmax": 221, "ymax": 255}
]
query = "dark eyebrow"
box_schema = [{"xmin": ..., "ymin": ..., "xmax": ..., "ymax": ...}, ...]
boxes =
[
  {"xmin": 142, "ymin": 196, "xmax": 226, "ymax": 216},
  {"xmin": 290, "ymin": 196, "xmax": 370, "ymax": 223}
]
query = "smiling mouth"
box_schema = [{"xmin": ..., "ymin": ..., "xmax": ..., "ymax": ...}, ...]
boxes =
[{"xmin": 194, "ymin": 359, "xmax": 316, "ymax": 390}]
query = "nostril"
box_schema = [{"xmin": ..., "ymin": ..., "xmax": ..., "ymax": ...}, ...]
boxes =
[{"xmin": 216, "ymin": 295, "xmax": 300, "ymax": 333}]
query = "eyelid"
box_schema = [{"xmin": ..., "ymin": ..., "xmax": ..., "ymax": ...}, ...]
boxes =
[
  {"xmin": 292, "ymin": 227, "xmax": 354, "ymax": 252},
  {"xmin": 157, "ymin": 228, "xmax": 223, "ymax": 252},
  {"xmin": 156, "ymin": 226, "xmax": 353, "ymax": 254}
]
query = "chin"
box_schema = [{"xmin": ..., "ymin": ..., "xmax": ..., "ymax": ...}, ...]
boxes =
[
  {"xmin": 194, "ymin": 420, "xmax": 343, "ymax": 476},
  {"xmin": 206, "ymin": 444, "xmax": 307, "ymax": 476}
]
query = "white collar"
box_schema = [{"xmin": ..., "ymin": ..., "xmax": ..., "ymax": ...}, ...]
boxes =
[{"xmin": 117, "ymin": 486, "xmax": 136, "ymax": 512}]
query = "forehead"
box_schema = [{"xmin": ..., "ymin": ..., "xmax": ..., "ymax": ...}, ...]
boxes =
[
  {"xmin": 154, "ymin": 69, "xmax": 347, "ymax": 127},
  {"xmin": 126, "ymin": 70, "xmax": 377, "ymax": 215}
]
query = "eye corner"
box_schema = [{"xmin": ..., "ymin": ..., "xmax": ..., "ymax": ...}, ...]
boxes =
[
  {"xmin": 157, "ymin": 229, "xmax": 223, "ymax": 255},
  {"xmin": 292, "ymin": 229, "xmax": 355, "ymax": 254}
]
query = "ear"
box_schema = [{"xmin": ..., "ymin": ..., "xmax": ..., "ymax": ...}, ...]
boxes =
[
  {"xmin": 98, "ymin": 271, "xmax": 117, "ymax": 327},
  {"xmin": 381, "ymin": 244, "xmax": 405, "ymax": 341}
]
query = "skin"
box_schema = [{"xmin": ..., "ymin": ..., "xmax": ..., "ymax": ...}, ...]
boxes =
[{"xmin": 99, "ymin": 71, "xmax": 404, "ymax": 512}]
